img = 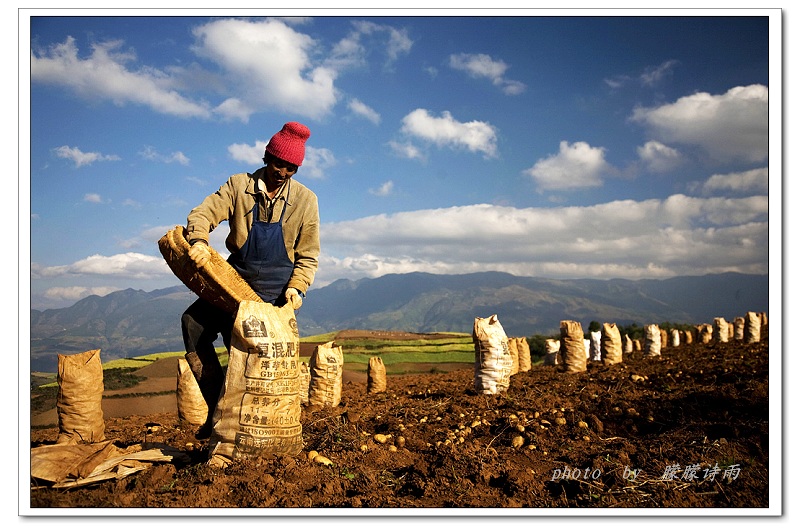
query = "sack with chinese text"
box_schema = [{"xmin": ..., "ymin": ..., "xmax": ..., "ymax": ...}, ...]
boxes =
[{"xmin": 209, "ymin": 301, "xmax": 302, "ymax": 463}]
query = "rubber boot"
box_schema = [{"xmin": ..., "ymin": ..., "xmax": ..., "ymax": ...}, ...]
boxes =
[{"xmin": 184, "ymin": 350, "xmax": 224, "ymax": 439}]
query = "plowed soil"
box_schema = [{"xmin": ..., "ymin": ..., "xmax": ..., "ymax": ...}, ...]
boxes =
[{"xmin": 28, "ymin": 329, "xmax": 771, "ymax": 513}]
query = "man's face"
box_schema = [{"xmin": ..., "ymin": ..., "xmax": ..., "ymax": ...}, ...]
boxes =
[{"xmin": 265, "ymin": 156, "xmax": 298, "ymax": 188}]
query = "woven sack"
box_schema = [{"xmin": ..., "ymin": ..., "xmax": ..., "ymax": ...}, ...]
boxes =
[
  {"xmin": 745, "ymin": 311, "xmax": 761, "ymax": 343},
  {"xmin": 560, "ymin": 321, "xmax": 586, "ymax": 373},
  {"xmin": 644, "ymin": 324, "xmax": 661, "ymax": 356},
  {"xmin": 734, "ymin": 316, "xmax": 745, "ymax": 340},
  {"xmin": 308, "ymin": 341, "xmax": 344, "ymax": 407},
  {"xmin": 56, "ymin": 349, "xmax": 105, "ymax": 445},
  {"xmin": 367, "ymin": 356, "xmax": 387, "ymax": 394},
  {"xmin": 713, "ymin": 317, "xmax": 730, "ymax": 342},
  {"xmin": 208, "ymin": 301, "xmax": 302, "ymax": 463},
  {"xmin": 589, "ymin": 330, "xmax": 602, "ymax": 362},
  {"xmin": 601, "ymin": 323, "xmax": 623, "ymax": 366},
  {"xmin": 516, "ymin": 337, "xmax": 532, "ymax": 372},
  {"xmin": 508, "ymin": 337, "xmax": 520, "ymax": 376},
  {"xmin": 544, "ymin": 339, "xmax": 560, "ymax": 366},
  {"xmin": 623, "ymin": 334, "xmax": 633, "ymax": 354},
  {"xmin": 158, "ymin": 225, "xmax": 263, "ymax": 314},
  {"xmin": 473, "ymin": 315, "xmax": 513, "ymax": 394},
  {"xmin": 696, "ymin": 323, "xmax": 712, "ymax": 344},
  {"xmin": 298, "ymin": 362, "xmax": 311, "ymax": 406},
  {"xmin": 176, "ymin": 358, "xmax": 208, "ymax": 426}
]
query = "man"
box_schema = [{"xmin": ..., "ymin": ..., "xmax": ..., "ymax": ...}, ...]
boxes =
[{"xmin": 181, "ymin": 121, "xmax": 320, "ymax": 437}]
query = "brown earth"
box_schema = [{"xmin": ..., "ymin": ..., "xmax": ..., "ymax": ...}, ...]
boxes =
[{"xmin": 28, "ymin": 330, "xmax": 771, "ymax": 513}]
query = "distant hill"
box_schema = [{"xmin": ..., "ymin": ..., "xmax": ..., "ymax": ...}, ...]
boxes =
[{"xmin": 28, "ymin": 271, "xmax": 768, "ymax": 373}]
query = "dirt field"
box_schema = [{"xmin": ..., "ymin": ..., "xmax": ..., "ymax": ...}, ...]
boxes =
[{"xmin": 28, "ymin": 328, "xmax": 772, "ymax": 514}]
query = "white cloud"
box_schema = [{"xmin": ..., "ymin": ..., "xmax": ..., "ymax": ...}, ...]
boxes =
[
  {"xmin": 369, "ymin": 181, "xmax": 394, "ymax": 197},
  {"xmin": 31, "ymin": 253, "xmax": 170, "ymax": 280},
  {"xmin": 192, "ymin": 18, "xmax": 338, "ymax": 121},
  {"xmin": 400, "ymin": 109, "xmax": 498, "ymax": 158},
  {"xmin": 388, "ymin": 140, "xmax": 425, "ymax": 161},
  {"xmin": 630, "ymin": 84, "xmax": 768, "ymax": 164},
  {"xmin": 139, "ymin": 146, "xmax": 190, "ymax": 165},
  {"xmin": 314, "ymin": 195, "xmax": 768, "ymax": 287},
  {"xmin": 31, "ymin": 37, "xmax": 213, "ymax": 119},
  {"xmin": 523, "ymin": 141, "xmax": 610, "ymax": 192},
  {"xmin": 693, "ymin": 167, "xmax": 769, "ymax": 196},
  {"xmin": 43, "ymin": 285, "xmax": 120, "ymax": 303},
  {"xmin": 228, "ymin": 140, "xmax": 269, "ymax": 165},
  {"xmin": 637, "ymin": 140, "xmax": 684, "ymax": 173},
  {"xmin": 301, "ymin": 147, "xmax": 337, "ymax": 179},
  {"xmin": 54, "ymin": 145, "xmax": 120, "ymax": 168},
  {"xmin": 83, "ymin": 193, "xmax": 103, "ymax": 204},
  {"xmin": 348, "ymin": 98, "xmax": 381, "ymax": 124},
  {"xmin": 639, "ymin": 59, "xmax": 679, "ymax": 87},
  {"xmin": 449, "ymin": 53, "xmax": 526, "ymax": 95}
]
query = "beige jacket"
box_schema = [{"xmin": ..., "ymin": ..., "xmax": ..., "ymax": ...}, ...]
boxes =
[{"xmin": 186, "ymin": 169, "xmax": 320, "ymax": 295}]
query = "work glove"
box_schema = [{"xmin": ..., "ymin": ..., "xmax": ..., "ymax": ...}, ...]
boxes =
[
  {"xmin": 188, "ymin": 240, "xmax": 211, "ymax": 268},
  {"xmin": 284, "ymin": 287, "xmax": 303, "ymax": 310}
]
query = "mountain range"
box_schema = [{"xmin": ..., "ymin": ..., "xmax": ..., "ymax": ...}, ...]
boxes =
[{"xmin": 28, "ymin": 271, "xmax": 769, "ymax": 373}]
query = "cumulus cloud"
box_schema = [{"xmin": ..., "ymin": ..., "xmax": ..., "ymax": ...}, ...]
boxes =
[
  {"xmin": 348, "ymin": 98, "xmax": 381, "ymax": 124},
  {"xmin": 388, "ymin": 140, "xmax": 425, "ymax": 161},
  {"xmin": 31, "ymin": 37, "xmax": 213, "ymax": 119},
  {"xmin": 449, "ymin": 53, "xmax": 526, "ymax": 95},
  {"xmin": 637, "ymin": 140, "xmax": 685, "ymax": 173},
  {"xmin": 313, "ymin": 194, "xmax": 768, "ymax": 287},
  {"xmin": 192, "ymin": 18, "xmax": 338, "ymax": 121},
  {"xmin": 43, "ymin": 285, "xmax": 120, "ymax": 303},
  {"xmin": 53, "ymin": 145, "xmax": 120, "ymax": 168},
  {"xmin": 630, "ymin": 84, "xmax": 768, "ymax": 164},
  {"xmin": 31, "ymin": 252, "xmax": 170, "ymax": 279},
  {"xmin": 400, "ymin": 109, "xmax": 498, "ymax": 158},
  {"xmin": 523, "ymin": 141, "xmax": 611, "ymax": 192},
  {"xmin": 691, "ymin": 167, "xmax": 769, "ymax": 196}
]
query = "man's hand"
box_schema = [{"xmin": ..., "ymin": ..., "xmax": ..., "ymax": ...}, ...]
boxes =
[
  {"xmin": 284, "ymin": 287, "xmax": 303, "ymax": 310},
  {"xmin": 188, "ymin": 241, "xmax": 211, "ymax": 268}
]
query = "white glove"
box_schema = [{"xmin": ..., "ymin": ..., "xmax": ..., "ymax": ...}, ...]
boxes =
[
  {"xmin": 285, "ymin": 287, "xmax": 303, "ymax": 310},
  {"xmin": 188, "ymin": 241, "xmax": 211, "ymax": 268}
]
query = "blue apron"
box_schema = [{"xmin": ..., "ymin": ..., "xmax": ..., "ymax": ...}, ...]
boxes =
[{"xmin": 228, "ymin": 181, "xmax": 294, "ymax": 304}]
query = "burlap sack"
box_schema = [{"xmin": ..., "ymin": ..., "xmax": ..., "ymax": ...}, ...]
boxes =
[
  {"xmin": 696, "ymin": 324, "xmax": 712, "ymax": 344},
  {"xmin": 176, "ymin": 358, "xmax": 208, "ymax": 426},
  {"xmin": 308, "ymin": 341, "xmax": 344, "ymax": 407},
  {"xmin": 516, "ymin": 337, "xmax": 532, "ymax": 372},
  {"xmin": 158, "ymin": 225, "xmax": 264, "ymax": 314},
  {"xmin": 508, "ymin": 337, "xmax": 520, "ymax": 376},
  {"xmin": 473, "ymin": 315, "xmax": 513, "ymax": 394},
  {"xmin": 670, "ymin": 329, "xmax": 680, "ymax": 347},
  {"xmin": 298, "ymin": 362, "xmax": 311, "ymax": 406},
  {"xmin": 544, "ymin": 339, "xmax": 560, "ymax": 366},
  {"xmin": 734, "ymin": 317, "xmax": 745, "ymax": 340},
  {"xmin": 713, "ymin": 317, "xmax": 730, "ymax": 342},
  {"xmin": 745, "ymin": 311, "xmax": 761, "ymax": 343},
  {"xmin": 589, "ymin": 330, "xmax": 601, "ymax": 362},
  {"xmin": 623, "ymin": 334, "xmax": 633, "ymax": 354},
  {"xmin": 367, "ymin": 356, "xmax": 387, "ymax": 394},
  {"xmin": 559, "ymin": 321, "xmax": 586, "ymax": 373},
  {"xmin": 643, "ymin": 324, "xmax": 661, "ymax": 357},
  {"xmin": 601, "ymin": 323, "xmax": 623, "ymax": 366},
  {"xmin": 660, "ymin": 329, "xmax": 668, "ymax": 350},
  {"xmin": 633, "ymin": 339, "xmax": 642, "ymax": 352},
  {"xmin": 208, "ymin": 301, "xmax": 302, "ymax": 463},
  {"xmin": 56, "ymin": 349, "xmax": 106, "ymax": 445}
]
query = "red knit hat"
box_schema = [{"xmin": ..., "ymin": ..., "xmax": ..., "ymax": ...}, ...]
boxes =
[{"xmin": 265, "ymin": 122, "xmax": 311, "ymax": 166}]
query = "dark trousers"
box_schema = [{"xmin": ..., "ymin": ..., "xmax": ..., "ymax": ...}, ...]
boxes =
[
  {"xmin": 181, "ymin": 298, "xmax": 234, "ymax": 357},
  {"xmin": 181, "ymin": 298, "xmax": 233, "ymax": 428}
]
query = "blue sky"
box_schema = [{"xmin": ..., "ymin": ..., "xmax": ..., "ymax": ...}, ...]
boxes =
[{"xmin": 22, "ymin": 9, "xmax": 780, "ymax": 310}]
